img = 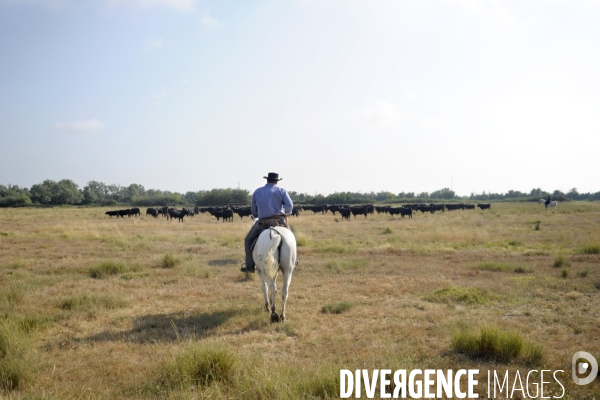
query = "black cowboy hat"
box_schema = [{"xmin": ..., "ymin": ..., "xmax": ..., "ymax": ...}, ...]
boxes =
[{"xmin": 263, "ymin": 172, "xmax": 282, "ymax": 181}]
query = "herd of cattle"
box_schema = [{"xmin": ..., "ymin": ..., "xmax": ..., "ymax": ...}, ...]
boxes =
[{"xmin": 104, "ymin": 203, "xmax": 491, "ymax": 222}]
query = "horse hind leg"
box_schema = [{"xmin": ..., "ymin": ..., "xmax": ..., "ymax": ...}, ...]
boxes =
[
  {"xmin": 261, "ymin": 278, "xmax": 270, "ymax": 312},
  {"xmin": 280, "ymin": 269, "xmax": 293, "ymax": 322},
  {"xmin": 269, "ymin": 280, "xmax": 279, "ymax": 323}
]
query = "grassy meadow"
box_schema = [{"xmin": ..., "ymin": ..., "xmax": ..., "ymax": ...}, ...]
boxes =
[{"xmin": 0, "ymin": 203, "xmax": 599, "ymax": 399}]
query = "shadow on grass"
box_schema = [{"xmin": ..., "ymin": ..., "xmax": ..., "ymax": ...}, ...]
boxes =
[
  {"xmin": 83, "ymin": 309, "xmax": 239, "ymax": 344},
  {"xmin": 207, "ymin": 258, "xmax": 239, "ymax": 267}
]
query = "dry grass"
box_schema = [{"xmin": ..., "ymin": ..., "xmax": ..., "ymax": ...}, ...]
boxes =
[{"xmin": 0, "ymin": 203, "xmax": 599, "ymax": 398}]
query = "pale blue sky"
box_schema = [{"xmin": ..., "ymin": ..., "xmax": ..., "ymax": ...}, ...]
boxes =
[{"xmin": 1, "ymin": 0, "xmax": 599, "ymax": 196}]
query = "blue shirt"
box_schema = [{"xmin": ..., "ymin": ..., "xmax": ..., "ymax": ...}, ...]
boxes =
[{"xmin": 251, "ymin": 183, "xmax": 293, "ymax": 219}]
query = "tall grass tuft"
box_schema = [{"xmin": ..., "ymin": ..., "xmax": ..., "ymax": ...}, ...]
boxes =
[
  {"xmin": 477, "ymin": 262, "xmax": 510, "ymax": 272},
  {"xmin": 60, "ymin": 293, "xmax": 127, "ymax": 311},
  {"xmin": 384, "ymin": 226, "xmax": 393, "ymax": 235},
  {"xmin": 2, "ymin": 284, "xmax": 26, "ymax": 308},
  {"xmin": 0, "ymin": 319, "xmax": 36, "ymax": 391},
  {"xmin": 553, "ymin": 255, "xmax": 568, "ymax": 268},
  {"xmin": 561, "ymin": 267, "xmax": 569, "ymax": 279},
  {"xmin": 295, "ymin": 233, "xmax": 307, "ymax": 247},
  {"xmin": 296, "ymin": 370, "xmax": 339, "ymax": 398},
  {"xmin": 321, "ymin": 302, "xmax": 353, "ymax": 314},
  {"xmin": 581, "ymin": 244, "xmax": 600, "ymax": 254},
  {"xmin": 534, "ymin": 221, "xmax": 540, "ymax": 231},
  {"xmin": 452, "ymin": 325, "xmax": 543, "ymax": 365},
  {"xmin": 160, "ymin": 253, "xmax": 181, "ymax": 269},
  {"xmin": 89, "ymin": 261, "xmax": 126, "ymax": 278},
  {"xmin": 161, "ymin": 345, "xmax": 237, "ymax": 390}
]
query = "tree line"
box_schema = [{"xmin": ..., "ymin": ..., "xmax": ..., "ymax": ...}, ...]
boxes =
[{"xmin": 1, "ymin": 179, "xmax": 599, "ymax": 207}]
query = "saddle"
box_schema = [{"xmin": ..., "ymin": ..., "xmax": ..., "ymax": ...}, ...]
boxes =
[
  {"xmin": 249, "ymin": 217, "xmax": 287, "ymax": 253},
  {"xmin": 258, "ymin": 216, "xmax": 288, "ymax": 229}
]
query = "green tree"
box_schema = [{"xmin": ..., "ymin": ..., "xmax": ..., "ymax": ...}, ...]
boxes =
[
  {"xmin": 430, "ymin": 188, "xmax": 456, "ymax": 200},
  {"xmin": 29, "ymin": 179, "xmax": 82, "ymax": 205},
  {"xmin": 29, "ymin": 180, "xmax": 53, "ymax": 205},
  {"xmin": 82, "ymin": 181, "xmax": 108, "ymax": 204},
  {"xmin": 123, "ymin": 183, "xmax": 145, "ymax": 202}
]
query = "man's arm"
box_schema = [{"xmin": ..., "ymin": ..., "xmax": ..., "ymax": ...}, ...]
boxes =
[
  {"xmin": 281, "ymin": 189, "xmax": 293, "ymax": 215},
  {"xmin": 251, "ymin": 191, "xmax": 258, "ymax": 218}
]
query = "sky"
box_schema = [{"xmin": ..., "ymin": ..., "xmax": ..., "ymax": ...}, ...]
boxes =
[{"xmin": 1, "ymin": 0, "xmax": 599, "ymax": 197}]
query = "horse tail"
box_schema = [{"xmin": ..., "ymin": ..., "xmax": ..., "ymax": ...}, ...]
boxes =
[{"xmin": 263, "ymin": 228, "xmax": 282, "ymax": 276}]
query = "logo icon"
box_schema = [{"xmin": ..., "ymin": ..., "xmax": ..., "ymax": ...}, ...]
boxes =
[{"xmin": 572, "ymin": 351, "xmax": 598, "ymax": 385}]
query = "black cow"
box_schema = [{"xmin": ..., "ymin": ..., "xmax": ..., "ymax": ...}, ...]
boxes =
[
  {"xmin": 233, "ymin": 207, "xmax": 252, "ymax": 220},
  {"xmin": 351, "ymin": 206, "xmax": 367, "ymax": 218},
  {"xmin": 375, "ymin": 206, "xmax": 390, "ymax": 214},
  {"xmin": 118, "ymin": 209, "xmax": 131, "ymax": 218},
  {"xmin": 327, "ymin": 205, "xmax": 341, "ymax": 215},
  {"xmin": 430, "ymin": 204, "xmax": 445, "ymax": 213},
  {"xmin": 291, "ymin": 206, "xmax": 300, "ymax": 217},
  {"xmin": 210, "ymin": 208, "xmax": 234, "ymax": 222},
  {"xmin": 388, "ymin": 207, "xmax": 402, "ymax": 217},
  {"xmin": 477, "ymin": 203, "xmax": 491, "ymax": 210},
  {"xmin": 222, "ymin": 209, "xmax": 234, "ymax": 222},
  {"xmin": 168, "ymin": 208, "xmax": 188, "ymax": 222},
  {"xmin": 339, "ymin": 207, "xmax": 351, "ymax": 221},
  {"xmin": 400, "ymin": 207, "xmax": 412, "ymax": 218},
  {"xmin": 105, "ymin": 210, "xmax": 119, "ymax": 218},
  {"xmin": 312, "ymin": 205, "xmax": 327, "ymax": 214},
  {"xmin": 146, "ymin": 208, "xmax": 159, "ymax": 217}
]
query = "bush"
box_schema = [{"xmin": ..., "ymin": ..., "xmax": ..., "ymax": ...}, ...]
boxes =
[
  {"xmin": 384, "ymin": 226, "xmax": 393, "ymax": 235},
  {"xmin": 162, "ymin": 346, "xmax": 237, "ymax": 390},
  {"xmin": 0, "ymin": 194, "xmax": 32, "ymax": 208},
  {"xmin": 321, "ymin": 302, "xmax": 353, "ymax": 314},
  {"xmin": 89, "ymin": 261, "xmax": 126, "ymax": 278}
]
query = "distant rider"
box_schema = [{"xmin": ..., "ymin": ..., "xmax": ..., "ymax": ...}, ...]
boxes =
[
  {"xmin": 545, "ymin": 195, "xmax": 551, "ymax": 208},
  {"xmin": 240, "ymin": 172, "xmax": 293, "ymax": 273}
]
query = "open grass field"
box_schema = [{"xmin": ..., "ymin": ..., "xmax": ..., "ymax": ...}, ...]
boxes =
[{"xmin": 0, "ymin": 203, "xmax": 599, "ymax": 399}]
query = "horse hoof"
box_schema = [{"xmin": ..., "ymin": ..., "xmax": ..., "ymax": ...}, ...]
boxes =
[{"xmin": 270, "ymin": 312, "xmax": 280, "ymax": 323}]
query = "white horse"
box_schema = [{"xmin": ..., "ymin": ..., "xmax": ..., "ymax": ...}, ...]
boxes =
[
  {"xmin": 252, "ymin": 225, "xmax": 297, "ymax": 323},
  {"xmin": 539, "ymin": 199, "xmax": 558, "ymax": 208}
]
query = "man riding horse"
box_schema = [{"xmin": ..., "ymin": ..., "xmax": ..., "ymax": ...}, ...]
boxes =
[
  {"xmin": 545, "ymin": 195, "xmax": 551, "ymax": 208},
  {"xmin": 240, "ymin": 172, "xmax": 293, "ymax": 273}
]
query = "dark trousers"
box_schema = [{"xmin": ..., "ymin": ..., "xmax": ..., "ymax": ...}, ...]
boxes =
[{"xmin": 244, "ymin": 216, "xmax": 288, "ymax": 267}]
